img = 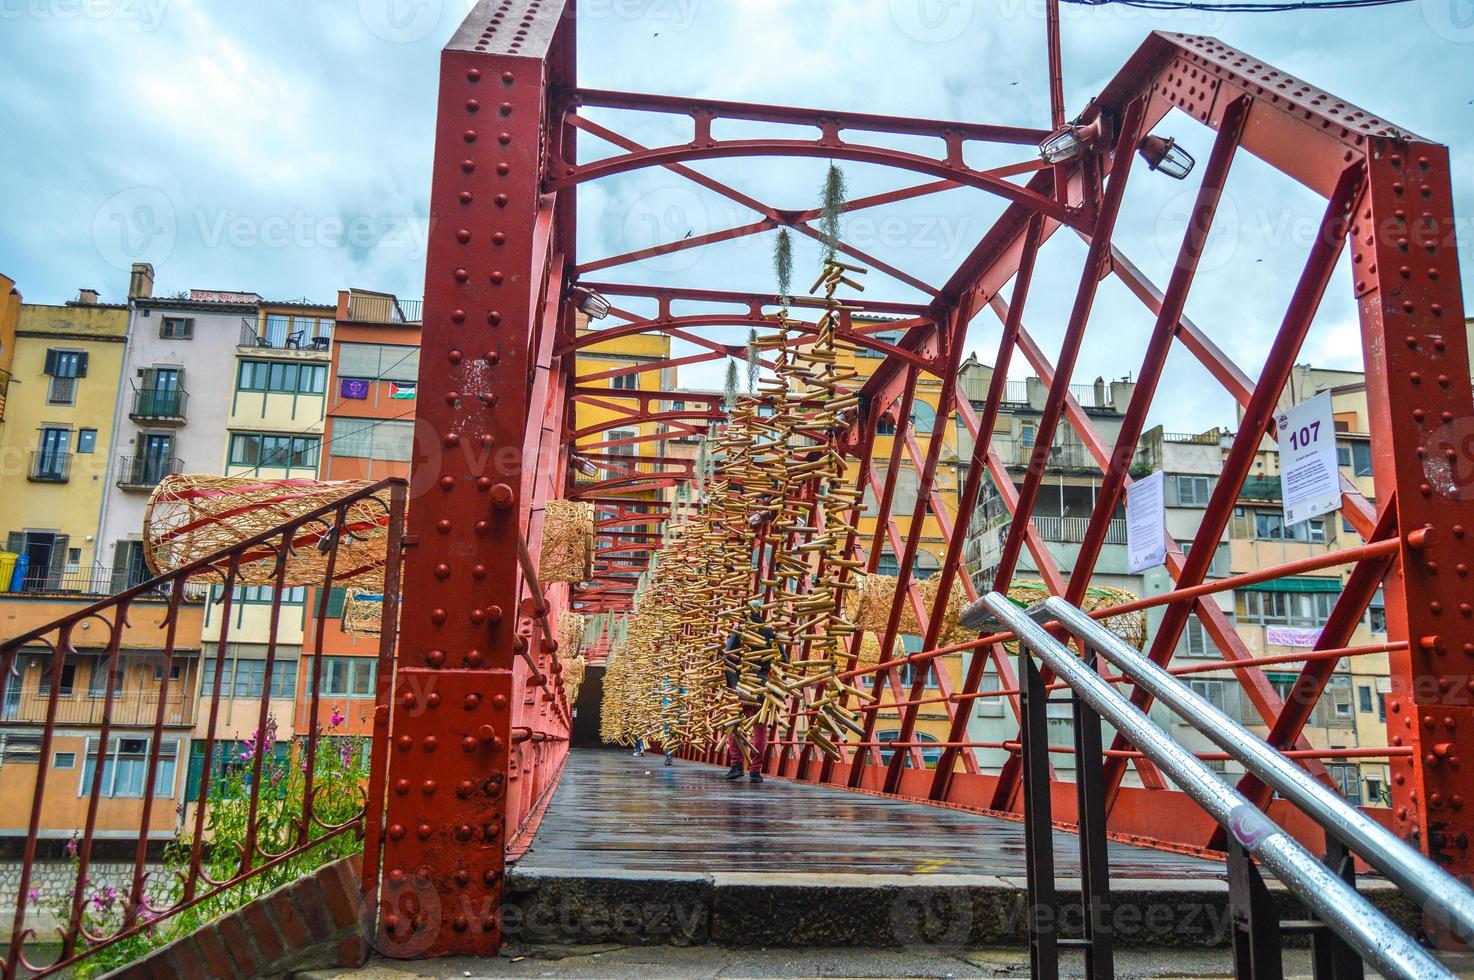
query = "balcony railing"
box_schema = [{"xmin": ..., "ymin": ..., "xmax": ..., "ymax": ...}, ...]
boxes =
[
  {"xmin": 239, "ymin": 317, "xmax": 333, "ymax": 352},
  {"xmin": 1, "ymin": 691, "xmax": 196, "ymax": 728},
  {"xmin": 28, "ymin": 451, "xmax": 71, "ymax": 483},
  {"xmin": 1003, "ymin": 440, "xmax": 1098, "ymax": 471},
  {"xmin": 1032, "ymin": 515, "xmax": 1127, "ymax": 545},
  {"xmin": 4, "ymin": 566, "xmax": 207, "ymax": 599},
  {"xmin": 117, "ymin": 455, "xmax": 183, "ymax": 490},
  {"xmin": 129, "ymin": 388, "xmax": 188, "ymax": 422},
  {"xmin": 345, "ymin": 294, "xmax": 423, "ymax": 325}
]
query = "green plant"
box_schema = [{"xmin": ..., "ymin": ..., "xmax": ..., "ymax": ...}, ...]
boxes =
[
  {"xmin": 772, "ymin": 228, "xmax": 793, "ymax": 302},
  {"xmin": 44, "ymin": 710, "xmax": 371, "ymax": 977},
  {"xmin": 819, "ymin": 163, "xmax": 847, "ymax": 262}
]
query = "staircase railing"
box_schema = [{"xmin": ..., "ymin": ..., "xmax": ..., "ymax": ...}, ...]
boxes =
[{"xmin": 984, "ymin": 591, "xmax": 1467, "ymax": 980}]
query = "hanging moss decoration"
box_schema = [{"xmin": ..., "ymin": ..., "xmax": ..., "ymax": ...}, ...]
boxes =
[
  {"xmin": 819, "ymin": 163, "xmax": 848, "ymax": 263},
  {"xmin": 772, "ymin": 228, "xmax": 793, "ymax": 302},
  {"xmin": 746, "ymin": 328, "xmax": 760, "ymax": 393}
]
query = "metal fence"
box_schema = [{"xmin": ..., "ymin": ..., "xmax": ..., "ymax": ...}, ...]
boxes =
[{"xmin": 0, "ymin": 477, "xmax": 406, "ymax": 979}]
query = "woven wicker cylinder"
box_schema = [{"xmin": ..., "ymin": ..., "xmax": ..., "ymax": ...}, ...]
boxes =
[
  {"xmin": 1004, "ymin": 580, "xmax": 1147, "ymax": 652},
  {"xmin": 557, "ymin": 612, "xmax": 586, "ymax": 660},
  {"xmin": 846, "ymin": 572, "xmax": 968, "ymax": 637},
  {"xmin": 342, "ymin": 589, "xmax": 386, "ymax": 637},
  {"xmin": 540, "ymin": 500, "xmax": 595, "ymax": 584},
  {"xmin": 144, "ymin": 475, "xmax": 394, "ymax": 587}
]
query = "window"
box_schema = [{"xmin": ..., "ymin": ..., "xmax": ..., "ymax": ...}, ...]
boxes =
[
  {"xmin": 87, "ymin": 659, "xmax": 124, "ymax": 699},
  {"xmin": 1368, "ymin": 589, "xmax": 1386, "ymax": 634},
  {"xmin": 1254, "ymin": 511, "xmax": 1326, "ymax": 543},
  {"xmin": 1235, "ymin": 587, "xmax": 1338, "ymax": 627},
  {"xmin": 1366, "ymin": 775, "xmax": 1384, "ymax": 806},
  {"xmin": 80, "ymin": 736, "xmax": 178, "ymax": 798},
  {"xmin": 611, "ymin": 373, "xmax": 639, "ymax": 390},
  {"xmin": 76, "ymin": 428, "xmax": 97, "ymax": 453},
  {"xmin": 37, "ymin": 656, "xmax": 77, "ymax": 698},
  {"xmin": 52, "ymin": 752, "xmax": 76, "ymax": 770},
  {"xmin": 214, "ymin": 584, "xmax": 307, "ymax": 606},
  {"xmin": 160, "ymin": 317, "xmax": 194, "ymax": 339},
  {"xmin": 1336, "ymin": 440, "xmax": 1373, "ymax": 477},
  {"xmin": 1181, "ymin": 617, "xmax": 1212, "ymax": 657},
  {"xmin": 44, "ymin": 349, "xmax": 87, "ymax": 404},
  {"xmin": 1188, "ymin": 678, "xmax": 1227, "ymax": 711},
  {"xmin": 876, "ymin": 730, "xmax": 942, "ymax": 768},
  {"xmin": 309, "ymin": 656, "xmax": 376, "ymax": 697},
  {"xmin": 1328, "ymin": 763, "xmax": 1362, "ymax": 805},
  {"xmin": 328, "ymin": 419, "xmax": 414, "ymax": 462},
  {"xmin": 337, "ymin": 342, "xmax": 420, "ymax": 383},
  {"xmin": 154, "ymin": 662, "xmax": 184, "ymax": 683},
  {"xmin": 35, "ymin": 427, "xmax": 71, "ymax": 479},
  {"xmin": 237, "ymin": 360, "xmax": 328, "ymax": 395},
  {"xmin": 184, "ymin": 739, "xmax": 291, "ymax": 800},
  {"xmin": 1174, "ymin": 475, "xmax": 1212, "ymax": 507},
  {"xmin": 1358, "ymin": 685, "xmax": 1374, "ymax": 714},
  {"xmin": 201, "ymin": 656, "xmax": 298, "ymax": 700},
  {"xmin": 229, "ymin": 433, "xmax": 320, "ymax": 469}
]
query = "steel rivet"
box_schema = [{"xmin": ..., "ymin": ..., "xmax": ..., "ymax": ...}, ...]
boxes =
[
  {"xmin": 464, "ymin": 129, "xmax": 478, "ymax": 143},
  {"xmin": 465, "ymin": 649, "xmax": 484, "ymax": 666},
  {"xmin": 459, "ymin": 190, "xmax": 473, "ymax": 204},
  {"xmin": 436, "ymin": 519, "xmax": 452, "ymax": 534},
  {"xmin": 501, "ymin": 70, "xmax": 515, "ymax": 84},
  {"xmin": 456, "ymin": 228, "xmax": 472, "ymax": 243},
  {"xmin": 500, "ymin": 102, "xmax": 514, "ymax": 115},
  {"xmin": 464, "ymin": 693, "xmax": 481, "ymax": 709},
  {"xmin": 466, "ymin": 99, "xmax": 480, "ymax": 112},
  {"xmin": 467, "ymin": 68, "xmax": 481, "ymax": 82},
  {"xmin": 443, "ymin": 434, "xmax": 460, "ymax": 449},
  {"xmin": 487, "ymin": 605, "xmax": 503, "ymax": 622},
  {"xmin": 472, "ymin": 564, "xmax": 487, "ymax": 579},
  {"xmin": 492, "ymin": 693, "xmax": 508, "ymax": 710},
  {"xmin": 491, "ymin": 484, "xmax": 514, "ymax": 509},
  {"xmin": 499, "ymin": 132, "xmax": 512, "ymax": 145},
  {"xmin": 495, "ymin": 193, "xmax": 509, "ymax": 207},
  {"xmin": 461, "ymin": 159, "xmax": 476, "ymax": 174},
  {"xmin": 448, "ymin": 348, "xmax": 464, "ymax": 364},
  {"xmin": 485, "ymin": 350, "xmax": 500, "ymax": 364},
  {"xmin": 439, "ymin": 475, "xmax": 455, "ymax": 491},
  {"xmin": 475, "ymin": 520, "xmax": 491, "ymax": 535},
  {"xmin": 490, "ymin": 270, "xmax": 504, "ymax": 283},
  {"xmin": 394, "ymin": 778, "xmax": 410, "ymax": 795},
  {"xmin": 431, "ymin": 607, "xmax": 448, "ymax": 624},
  {"xmin": 427, "ymin": 649, "xmax": 446, "ymax": 667},
  {"xmin": 471, "ymin": 608, "xmax": 487, "ymax": 624}
]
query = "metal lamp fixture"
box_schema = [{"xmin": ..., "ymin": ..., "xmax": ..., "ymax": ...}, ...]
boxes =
[
  {"xmin": 1037, "ymin": 115, "xmax": 1108, "ymax": 164},
  {"xmin": 1137, "ymin": 134, "xmax": 1195, "ymax": 179},
  {"xmin": 569, "ymin": 284, "xmax": 611, "ymax": 320}
]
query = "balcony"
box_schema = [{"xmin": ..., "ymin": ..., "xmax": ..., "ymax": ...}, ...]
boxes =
[
  {"xmin": 117, "ymin": 455, "xmax": 183, "ymax": 491},
  {"xmin": 1003, "ymin": 439, "xmax": 1098, "ymax": 471},
  {"xmin": 1031, "ymin": 515, "xmax": 1127, "ymax": 545},
  {"xmin": 345, "ymin": 293, "xmax": 422, "ymax": 325},
  {"xmin": 28, "ymin": 451, "xmax": 71, "ymax": 483},
  {"xmin": 129, "ymin": 387, "xmax": 188, "ymax": 424},
  {"xmin": 1, "ymin": 690, "xmax": 196, "ymax": 728},
  {"xmin": 239, "ymin": 317, "xmax": 333, "ymax": 352}
]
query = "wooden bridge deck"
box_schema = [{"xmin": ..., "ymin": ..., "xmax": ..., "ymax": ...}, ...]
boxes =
[{"xmin": 515, "ymin": 749, "xmax": 1224, "ymax": 878}]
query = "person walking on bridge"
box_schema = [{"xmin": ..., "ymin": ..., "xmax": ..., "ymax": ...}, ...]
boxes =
[{"xmin": 723, "ymin": 607, "xmax": 780, "ymax": 782}]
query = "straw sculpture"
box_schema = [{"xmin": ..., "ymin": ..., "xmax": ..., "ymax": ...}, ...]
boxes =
[
  {"xmin": 342, "ymin": 589, "xmax": 386, "ymax": 638},
  {"xmin": 540, "ymin": 500, "xmax": 595, "ymax": 584},
  {"xmin": 1003, "ymin": 579, "xmax": 1148, "ymax": 652},
  {"xmin": 144, "ymin": 475, "xmax": 395, "ymax": 587}
]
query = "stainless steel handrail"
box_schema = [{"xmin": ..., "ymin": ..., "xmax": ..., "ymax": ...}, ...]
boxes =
[
  {"xmin": 983, "ymin": 592, "xmax": 1451, "ymax": 980},
  {"xmin": 1041, "ymin": 594, "xmax": 1474, "ymax": 948}
]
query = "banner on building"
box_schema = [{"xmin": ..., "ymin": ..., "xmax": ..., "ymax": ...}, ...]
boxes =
[
  {"xmin": 1266, "ymin": 625, "xmax": 1322, "ymax": 648},
  {"xmin": 1276, "ymin": 390, "xmax": 1341, "ymax": 527},
  {"xmin": 1126, "ymin": 471, "xmax": 1166, "ymax": 573},
  {"xmin": 390, "ymin": 382, "xmax": 417, "ymax": 400}
]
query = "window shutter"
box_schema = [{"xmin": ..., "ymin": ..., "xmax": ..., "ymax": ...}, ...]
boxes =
[
  {"xmin": 325, "ymin": 587, "xmax": 347, "ymax": 618},
  {"xmin": 76, "ymin": 352, "xmax": 88, "ymax": 378},
  {"xmin": 43, "ymin": 349, "xmax": 58, "ymax": 376}
]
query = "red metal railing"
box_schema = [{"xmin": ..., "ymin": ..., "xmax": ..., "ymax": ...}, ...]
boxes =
[{"xmin": 0, "ymin": 478, "xmax": 405, "ymax": 979}]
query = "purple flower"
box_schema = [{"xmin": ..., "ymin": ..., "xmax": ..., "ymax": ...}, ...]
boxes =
[
  {"xmin": 329, "ymin": 706, "xmax": 345, "ymax": 728},
  {"xmin": 339, "ymin": 741, "xmax": 353, "ymax": 769},
  {"xmin": 27, "ymin": 889, "xmax": 39, "ymax": 903},
  {"xmin": 65, "ymin": 838, "xmax": 78, "ymax": 858}
]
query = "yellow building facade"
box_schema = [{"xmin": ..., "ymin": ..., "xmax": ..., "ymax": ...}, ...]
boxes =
[{"xmin": 0, "ymin": 295, "xmax": 129, "ymax": 586}]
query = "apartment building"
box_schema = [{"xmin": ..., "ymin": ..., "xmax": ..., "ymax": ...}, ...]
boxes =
[
  {"xmin": 0, "ymin": 273, "xmax": 18, "ymax": 427},
  {"xmin": 0, "ymin": 270, "xmax": 205, "ymax": 842},
  {"xmin": 295, "ymin": 289, "xmax": 422, "ymax": 740}
]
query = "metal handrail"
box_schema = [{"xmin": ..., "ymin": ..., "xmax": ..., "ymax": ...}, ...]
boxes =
[
  {"xmin": 983, "ymin": 592, "xmax": 1452, "ymax": 980},
  {"xmin": 1041, "ymin": 594, "xmax": 1474, "ymax": 950}
]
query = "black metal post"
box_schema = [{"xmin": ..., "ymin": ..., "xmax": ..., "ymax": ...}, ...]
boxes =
[
  {"xmin": 1071, "ymin": 652, "xmax": 1114, "ymax": 979},
  {"xmin": 1229, "ymin": 838, "xmax": 1284, "ymax": 980},
  {"xmin": 1311, "ymin": 837, "xmax": 1364, "ymax": 980},
  {"xmin": 1019, "ymin": 647, "xmax": 1060, "ymax": 980}
]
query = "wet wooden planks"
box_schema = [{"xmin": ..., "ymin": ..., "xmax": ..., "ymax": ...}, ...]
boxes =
[{"xmin": 515, "ymin": 750, "xmax": 1225, "ymax": 879}]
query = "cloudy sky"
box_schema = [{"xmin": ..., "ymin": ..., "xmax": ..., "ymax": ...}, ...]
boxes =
[{"xmin": 1, "ymin": 0, "xmax": 1469, "ymax": 432}]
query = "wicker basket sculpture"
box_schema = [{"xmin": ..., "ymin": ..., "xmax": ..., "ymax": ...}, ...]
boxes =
[
  {"xmin": 847, "ymin": 572, "xmax": 968, "ymax": 637},
  {"xmin": 540, "ymin": 500, "xmax": 595, "ymax": 584},
  {"xmin": 144, "ymin": 475, "xmax": 395, "ymax": 587},
  {"xmin": 1003, "ymin": 580, "xmax": 1147, "ymax": 652},
  {"xmin": 557, "ymin": 612, "xmax": 586, "ymax": 661},
  {"xmin": 342, "ymin": 589, "xmax": 386, "ymax": 637}
]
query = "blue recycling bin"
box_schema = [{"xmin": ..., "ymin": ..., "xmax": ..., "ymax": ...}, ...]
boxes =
[{"xmin": 9, "ymin": 554, "xmax": 29, "ymax": 592}]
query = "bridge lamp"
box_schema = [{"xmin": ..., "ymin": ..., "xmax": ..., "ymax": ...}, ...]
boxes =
[
  {"xmin": 570, "ymin": 285, "xmax": 611, "ymax": 320},
  {"xmin": 1137, "ymin": 135, "xmax": 1195, "ymax": 180},
  {"xmin": 1037, "ymin": 115, "xmax": 1109, "ymax": 164},
  {"xmin": 572, "ymin": 454, "xmax": 599, "ymax": 477}
]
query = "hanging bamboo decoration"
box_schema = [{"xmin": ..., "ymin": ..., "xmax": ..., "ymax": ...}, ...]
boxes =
[
  {"xmin": 342, "ymin": 589, "xmax": 387, "ymax": 637},
  {"xmin": 1003, "ymin": 579, "xmax": 1148, "ymax": 652}
]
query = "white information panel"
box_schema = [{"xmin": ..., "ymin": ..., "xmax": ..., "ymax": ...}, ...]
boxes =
[
  {"xmin": 1126, "ymin": 470, "xmax": 1166, "ymax": 573},
  {"xmin": 1276, "ymin": 390, "xmax": 1341, "ymax": 527}
]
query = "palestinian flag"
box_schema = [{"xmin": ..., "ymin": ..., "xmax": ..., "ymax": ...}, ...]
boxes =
[{"xmin": 390, "ymin": 382, "xmax": 416, "ymax": 400}]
